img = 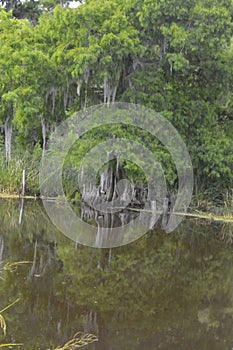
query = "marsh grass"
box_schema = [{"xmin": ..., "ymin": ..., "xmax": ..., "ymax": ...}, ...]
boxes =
[
  {"xmin": 0, "ymin": 144, "xmax": 42, "ymax": 196},
  {"xmin": 55, "ymin": 332, "xmax": 98, "ymax": 350},
  {"xmin": 223, "ymin": 189, "xmax": 233, "ymax": 212},
  {"xmin": 182, "ymin": 191, "xmax": 233, "ymax": 222}
]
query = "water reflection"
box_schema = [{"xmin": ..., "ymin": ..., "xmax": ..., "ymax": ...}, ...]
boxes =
[
  {"xmin": 0, "ymin": 200, "xmax": 233, "ymax": 349},
  {"xmin": 42, "ymin": 199, "xmax": 170, "ymax": 248}
]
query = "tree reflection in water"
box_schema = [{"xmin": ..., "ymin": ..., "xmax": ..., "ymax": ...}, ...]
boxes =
[{"xmin": 0, "ymin": 200, "xmax": 233, "ymax": 350}]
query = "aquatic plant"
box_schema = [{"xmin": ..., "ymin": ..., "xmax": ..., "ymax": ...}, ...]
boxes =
[
  {"xmin": 0, "ymin": 344, "xmax": 23, "ymax": 348},
  {"xmin": 55, "ymin": 332, "xmax": 98, "ymax": 350},
  {"xmin": 0, "ymin": 298, "xmax": 20, "ymax": 335},
  {"xmin": 0, "ymin": 299, "xmax": 23, "ymax": 348},
  {"xmin": 3, "ymin": 261, "xmax": 32, "ymax": 272}
]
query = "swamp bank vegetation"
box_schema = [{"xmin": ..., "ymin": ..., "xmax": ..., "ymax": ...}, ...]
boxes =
[{"xmin": 0, "ymin": 0, "xmax": 233, "ymax": 221}]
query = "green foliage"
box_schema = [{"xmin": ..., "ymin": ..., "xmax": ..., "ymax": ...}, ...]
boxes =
[{"xmin": 0, "ymin": 0, "xmax": 232, "ymax": 198}]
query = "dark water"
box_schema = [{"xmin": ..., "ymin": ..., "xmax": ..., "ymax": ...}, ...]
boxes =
[{"xmin": 0, "ymin": 199, "xmax": 233, "ymax": 350}]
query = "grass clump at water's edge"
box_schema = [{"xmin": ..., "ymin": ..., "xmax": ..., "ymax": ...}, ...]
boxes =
[{"xmin": 0, "ymin": 144, "xmax": 42, "ymax": 197}]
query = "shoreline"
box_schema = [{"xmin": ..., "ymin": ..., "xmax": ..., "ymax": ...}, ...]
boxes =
[{"xmin": 0, "ymin": 194, "xmax": 232, "ymax": 224}]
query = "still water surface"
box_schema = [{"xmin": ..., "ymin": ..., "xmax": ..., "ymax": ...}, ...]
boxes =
[{"xmin": 0, "ymin": 199, "xmax": 233, "ymax": 350}]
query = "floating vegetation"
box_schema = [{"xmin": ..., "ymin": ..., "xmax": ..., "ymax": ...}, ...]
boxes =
[
  {"xmin": 120, "ymin": 206, "xmax": 233, "ymax": 224},
  {"xmin": 0, "ymin": 315, "xmax": 6, "ymax": 337},
  {"xmin": 185, "ymin": 210, "xmax": 233, "ymax": 223},
  {"xmin": 3, "ymin": 261, "xmax": 32, "ymax": 272},
  {"xmin": 0, "ymin": 344, "xmax": 23, "ymax": 348},
  {"xmin": 55, "ymin": 332, "xmax": 98, "ymax": 350},
  {"xmin": 0, "ymin": 261, "xmax": 32, "ymax": 281},
  {"xmin": 0, "ymin": 298, "xmax": 20, "ymax": 335},
  {"xmin": 0, "ymin": 299, "xmax": 22, "ymax": 348}
]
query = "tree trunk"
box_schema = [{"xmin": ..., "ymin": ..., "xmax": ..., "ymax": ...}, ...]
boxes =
[
  {"xmin": 40, "ymin": 116, "xmax": 47, "ymax": 158},
  {"xmin": 4, "ymin": 116, "xmax": 12, "ymax": 166},
  {"xmin": 0, "ymin": 237, "xmax": 4, "ymax": 279},
  {"xmin": 112, "ymin": 85, "xmax": 117, "ymax": 105},
  {"xmin": 21, "ymin": 169, "xmax": 26, "ymax": 196}
]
